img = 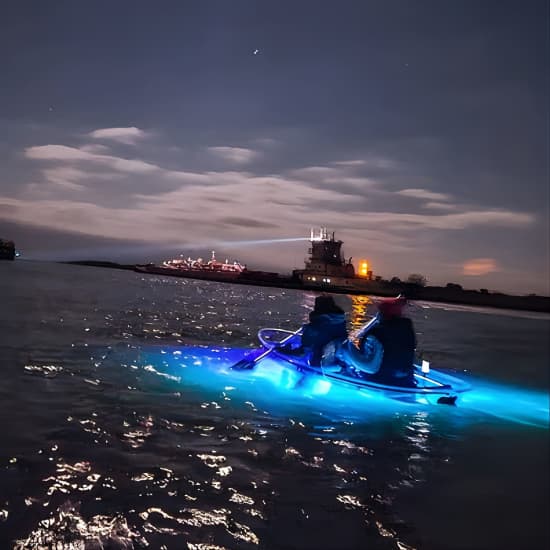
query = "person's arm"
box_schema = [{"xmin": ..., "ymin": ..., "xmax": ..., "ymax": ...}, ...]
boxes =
[{"xmin": 354, "ymin": 314, "xmax": 380, "ymax": 343}]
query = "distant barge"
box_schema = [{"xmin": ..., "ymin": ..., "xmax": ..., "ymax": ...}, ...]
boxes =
[{"xmin": 65, "ymin": 228, "xmax": 550, "ymax": 313}]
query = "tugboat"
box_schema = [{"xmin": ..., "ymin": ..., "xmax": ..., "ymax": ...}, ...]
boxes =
[
  {"xmin": 0, "ymin": 239, "xmax": 15, "ymax": 261},
  {"xmin": 292, "ymin": 228, "xmax": 374, "ymax": 291}
]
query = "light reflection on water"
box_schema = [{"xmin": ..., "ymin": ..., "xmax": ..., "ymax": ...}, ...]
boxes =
[
  {"xmin": 131, "ymin": 343, "xmax": 549, "ymax": 430},
  {"xmin": 1, "ymin": 262, "xmax": 548, "ymax": 549}
]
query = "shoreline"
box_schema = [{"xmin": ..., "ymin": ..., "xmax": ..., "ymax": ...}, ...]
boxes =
[{"xmin": 58, "ymin": 260, "xmax": 550, "ymax": 314}]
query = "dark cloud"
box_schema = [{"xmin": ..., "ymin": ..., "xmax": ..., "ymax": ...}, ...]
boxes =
[
  {"xmin": 220, "ymin": 217, "xmax": 279, "ymax": 229},
  {"xmin": 199, "ymin": 195, "xmax": 238, "ymax": 205}
]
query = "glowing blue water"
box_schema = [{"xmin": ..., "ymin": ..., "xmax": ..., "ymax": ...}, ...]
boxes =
[{"xmin": 126, "ymin": 345, "xmax": 550, "ymax": 430}]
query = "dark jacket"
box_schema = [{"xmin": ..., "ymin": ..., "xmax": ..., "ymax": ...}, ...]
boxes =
[
  {"xmin": 366, "ymin": 317, "xmax": 416, "ymax": 384},
  {"xmin": 302, "ymin": 312, "xmax": 348, "ymax": 366}
]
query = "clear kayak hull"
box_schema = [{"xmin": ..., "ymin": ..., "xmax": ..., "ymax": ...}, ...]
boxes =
[
  {"xmin": 271, "ymin": 349, "xmax": 471, "ymax": 396},
  {"xmin": 256, "ymin": 328, "xmax": 472, "ymax": 400}
]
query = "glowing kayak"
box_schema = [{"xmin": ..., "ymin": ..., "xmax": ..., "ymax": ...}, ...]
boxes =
[{"xmin": 242, "ymin": 328, "xmax": 472, "ymax": 405}]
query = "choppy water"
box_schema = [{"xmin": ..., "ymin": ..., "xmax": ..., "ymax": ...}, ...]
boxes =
[{"xmin": 0, "ymin": 261, "xmax": 548, "ymax": 549}]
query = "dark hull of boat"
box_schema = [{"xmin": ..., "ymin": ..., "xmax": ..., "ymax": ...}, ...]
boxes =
[{"xmin": 135, "ymin": 265, "xmax": 242, "ymax": 281}]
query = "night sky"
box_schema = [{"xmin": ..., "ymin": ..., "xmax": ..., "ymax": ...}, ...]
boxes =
[{"xmin": 1, "ymin": 1, "xmax": 548, "ymax": 294}]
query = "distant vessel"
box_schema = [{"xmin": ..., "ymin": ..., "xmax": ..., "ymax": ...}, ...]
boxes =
[
  {"xmin": 136, "ymin": 250, "xmax": 248, "ymax": 281},
  {"xmin": 292, "ymin": 228, "xmax": 374, "ymax": 291},
  {"xmin": 0, "ymin": 239, "xmax": 15, "ymax": 261},
  {"xmin": 163, "ymin": 250, "xmax": 246, "ymax": 274}
]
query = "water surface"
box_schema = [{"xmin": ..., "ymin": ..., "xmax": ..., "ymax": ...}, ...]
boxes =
[{"xmin": 0, "ymin": 261, "xmax": 548, "ymax": 549}]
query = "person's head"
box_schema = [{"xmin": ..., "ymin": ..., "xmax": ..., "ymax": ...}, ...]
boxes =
[
  {"xmin": 377, "ymin": 297, "xmax": 407, "ymax": 319},
  {"xmin": 312, "ymin": 295, "xmax": 344, "ymax": 315}
]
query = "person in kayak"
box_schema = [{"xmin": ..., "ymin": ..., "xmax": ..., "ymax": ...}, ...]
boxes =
[
  {"xmin": 283, "ymin": 295, "xmax": 348, "ymax": 366},
  {"xmin": 358, "ymin": 297, "xmax": 417, "ymax": 386}
]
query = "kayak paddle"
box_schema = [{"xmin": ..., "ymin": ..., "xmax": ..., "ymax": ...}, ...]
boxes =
[{"xmin": 231, "ymin": 327, "xmax": 303, "ymax": 370}]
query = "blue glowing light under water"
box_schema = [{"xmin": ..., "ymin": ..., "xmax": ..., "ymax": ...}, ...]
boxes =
[{"xmin": 129, "ymin": 346, "xmax": 549, "ymax": 429}]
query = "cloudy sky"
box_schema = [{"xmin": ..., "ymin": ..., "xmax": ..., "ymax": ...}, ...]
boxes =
[{"xmin": 1, "ymin": 1, "xmax": 548, "ymax": 294}]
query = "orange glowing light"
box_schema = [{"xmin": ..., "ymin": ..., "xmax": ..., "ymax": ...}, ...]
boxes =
[{"xmin": 359, "ymin": 260, "xmax": 369, "ymax": 277}]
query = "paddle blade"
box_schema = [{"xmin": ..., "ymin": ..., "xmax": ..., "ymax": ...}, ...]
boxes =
[
  {"xmin": 231, "ymin": 357, "xmax": 256, "ymax": 370},
  {"xmin": 231, "ymin": 349, "xmax": 265, "ymax": 370},
  {"xmin": 437, "ymin": 395, "xmax": 458, "ymax": 406}
]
